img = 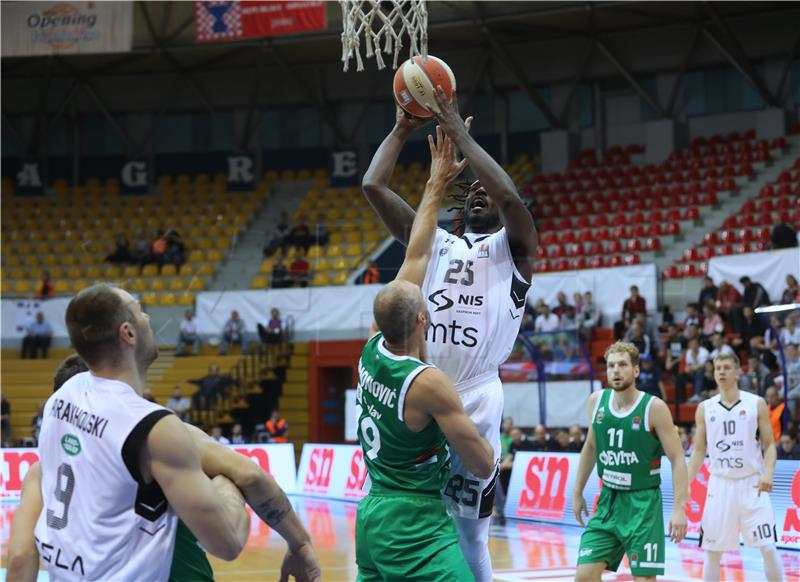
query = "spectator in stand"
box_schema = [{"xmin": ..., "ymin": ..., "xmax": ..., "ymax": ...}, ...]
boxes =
[
  {"xmin": 552, "ymin": 292, "xmax": 571, "ymax": 318},
  {"xmin": 535, "ymin": 303, "xmax": 560, "ymax": 333},
  {"xmin": 31, "ymin": 402, "xmax": 44, "ymax": 445},
  {"xmin": 739, "ymin": 354, "xmax": 774, "ymax": 395},
  {"xmin": 220, "ymin": 310, "xmax": 248, "ymax": 355},
  {"xmin": 553, "ymin": 430, "xmax": 580, "ymax": 452},
  {"xmin": 36, "ymin": 271, "xmax": 54, "ymax": 300},
  {"xmin": 626, "ymin": 323, "xmax": 651, "ymax": 358},
  {"xmin": 271, "ymin": 257, "xmax": 291, "ymax": 289},
  {"xmin": 638, "ymin": 353, "xmax": 666, "ymax": 400},
  {"xmin": 165, "ymin": 386, "xmax": 191, "ymax": 422},
  {"xmin": 176, "ymin": 309, "xmax": 201, "ymax": 356},
  {"xmin": 630, "ymin": 312, "xmax": 662, "ymax": 353},
  {"xmin": 777, "ymin": 433, "xmax": 800, "ymax": 460},
  {"xmin": 709, "ymin": 332, "xmax": 734, "ymax": 359},
  {"xmin": 614, "ymin": 285, "xmax": 646, "ymax": 339},
  {"xmin": 716, "ymin": 280, "xmax": 742, "ymax": 320},
  {"xmin": 290, "ymin": 248, "xmax": 310, "ymax": 288},
  {"xmin": 106, "ymin": 236, "xmax": 132, "ymax": 264},
  {"xmin": 684, "ymin": 304, "xmax": 702, "ymax": 331},
  {"xmin": 740, "ymin": 276, "xmax": 771, "ymax": 309},
  {"xmin": 132, "ymin": 229, "xmax": 151, "ymax": 266},
  {"xmin": 150, "ymin": 229, "xmax": 168, "ymax": 270},
  {"xmin": 661, "ymin": 305, "xmax": 675, "ymax": 326},
  {"xmin": 362, "ymin": 260, "xmax": 380, "ymax": 284},
  {"xmin": 142, "ymin": 388, "xmax": 157, "ymax": 403},
  {"xmin": 784, "ymin": 343, "xmax": 800, "ymax": 414},
  {"xmin": 210, "ymin": 425, "xmax": 230, "ymax": 445},
  {"xmin": 732, "ymin": 305, "xmax": 766, "ymax": 355},
  {"xmin": 164, "ymin": 229, "xmax": 186, "ymax": 267},
  {"xmin": 689, "ymin": 360, "xmax": 718, "ymax": 403},
  {"xmin": 500, "ymin": 417, "xmax": 514, "ymax": 457},
  {"xmin": 1, "ymin": 397, "xmax": 10, "ymax": 444},
  {"xmin": 572, "ymin": 292, "xmax": 584, "ymax": 314},
  {"xmin": 698, "ymin": 276, "xmax": 718, "ymax": 310},
  {"xmin": 230, "ymin": 423, "xmax": 246, "ymax": 445},
  {"xmin": 529, "ymin": 424, "xmax": 551, "ymax": 451},
  {"xmin": 781, "ymin": 313, "xmax": 800, "ymax": 346},
  {"xmin": 701, "ymin": 304, "xmax": 724, "ymax": 340},
  {"xmin": 568, "ymin": 425, "xmax": 585, "ymax": 451},
  {"xmin": 663, "ymin": 324, "xmax": 686, "ymax": 375},
  {"xmin": 771, "ymin": 217, "xmax": 798, "ymax": 249},
  {"xmin": 675, "ymin": 337, "xmax": 709, "ymax": 404},
  {"xmin": 264, "ymin": 211, "xmax": 291, "ymax": 257},
  {"xmin": 765, "ymin": 387, "xmax": 785, "ymax": 443},
  {"xmin": 763, "ymin": 315, "xmax": 783, "ymax": 369},
  {"xmin": 265, "ymin": 408, "xmax": 288, "ymax": 442},
  {"xmin": 578, "ymin": 291, "xmax": 600, "ymax": 340},
  {"xmin": 560, "ymin": 305, "xmax": 580, "ymax": 331},
  {"xmin": 781, "ymin": 274, "xmax": 799, "ymax": 305},
  {"xmin": 258, "ymin": 308, "xmax": 284, "ymax": 345},
  {"xmin": 21, "ymin": 312, "xmax": 53, "ymax": 359},
  {"xmin": 287, "ymin": 213, "xmax": 312, "ymax": 251},
  {"xmin": 189, "ymin": 364, "xmax": 237, "ymax": 411}
]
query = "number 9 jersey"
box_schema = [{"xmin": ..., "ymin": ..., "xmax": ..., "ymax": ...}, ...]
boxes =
[
  {"xmin": 33, "ymin": 372, "xmax": 179, "ymax": 581},
  {"xmin": 422, "ymin": 228, "xmax": 531, "ymax": 391}
]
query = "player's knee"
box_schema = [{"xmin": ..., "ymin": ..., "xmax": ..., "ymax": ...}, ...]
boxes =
[{"xmin": 574, "ymin": 562, "xmax": 604, "ymax": 582}]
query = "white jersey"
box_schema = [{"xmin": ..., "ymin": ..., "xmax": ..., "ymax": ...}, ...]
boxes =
[
  {"xmin": 422, "ymin": 227, "xmax": 530, "ymax": 391},
  {"xmin": 34, "ymin": 372, "xmax": 179, "ymax": 581},
  {"xmin": 704, "ymin": 390, "xmax": 764, "ymax": 479}
]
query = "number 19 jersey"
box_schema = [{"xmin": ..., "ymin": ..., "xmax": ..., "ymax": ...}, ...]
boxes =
[
  {"xmin": 34, "ymin": 372, "xmax": 179, "ymax": 581},
  {"xmin": 422, "ymin": 227, "xmax": 530, "ymax": 390}
]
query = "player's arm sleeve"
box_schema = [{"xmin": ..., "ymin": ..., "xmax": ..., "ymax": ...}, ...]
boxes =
[
  {"xmin": 756, "ymin": 398, "xmax": 777, "ymax": 479},
  {"xmin": 6, "ymin": 462, "xmax": 42, "ymax": 581},
  {"xmin": 687, "ymin": 402, "xmax": 707, "ymax": 484},
  {"xmin": 146, "ymin": 414, "xmax": 249, "ymax": 561},
  {"xmin": 413, "ymin": 368, "xmax": 495, "ymax": 479},
  {"xmin": 185, "ymin": 424, "xmax": 314, "ymax": 551},
  {"xmin": 650, "ymin": 398, "xmax": 688, "ymax": 509}
]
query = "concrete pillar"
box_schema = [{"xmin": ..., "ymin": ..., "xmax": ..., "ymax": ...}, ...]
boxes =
[
  {"xmin": 540, "ymin": 130, "xmax": 576, "ymax": 174},
  {"xmin": 644, "ymin": 119, "xmax": 687, "ymax": 164},
  {"xmin": 755, "ymin": 108, "xmax": 787, "ymax": 140}
]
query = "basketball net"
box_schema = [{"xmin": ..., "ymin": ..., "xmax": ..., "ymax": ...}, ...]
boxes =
[{"xmin": 339, "ymin": 0, "xmax": 428, "ymax": 72}]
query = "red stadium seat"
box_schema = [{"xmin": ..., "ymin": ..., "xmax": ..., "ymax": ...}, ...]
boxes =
[
  {"xmin": 561, "ymin": 231, "xmax": 576, "ymax": 244},
  {"xmin": 648, "ymin": 223, "xmax": 663, "ymax": 237},
  {"xmin": 740, "ymin": 214, "xmax": 755, "ymax": 227},
  {"xmin": 589, "ymin": 256, "xmax": 603, "ymax": 269},
  {"xmin": 649, "ymin": 210, "xmax": 664, "ymax": 224},
  {"xmin": 626, "ymin": 239, "xmax": 641, "ymax": 252},
  {"xmin": 592, "ymin": 214, "xmax": 609, "ymax": 228},
  {"xmin": 757, "ymin": 199, "xmax": 774, "ymax": 213},
  {"xmin": 718, "ymin": 244, "xmax": 734, "ymax": 255},
  {"xmin": 684, "ymin": 207, "xmax": 700, "ymax": 221},
  {"xmin": 663, "ymin": 265, "xmax": 679, "ymax": 280},
  {"xmin": 607, "ymin": 255, "xmax": 622, "ymax": 267},
  {"xmin": 703, "ymin": 232, "xmax": 719, "ymax": 246},
  {"xmin": 595, "ymin": 227, "xmax": 610, "ymax": 241},
  {"xmin": 586, "ymin": 241, "xmax": 603, "ymax": 255},
  {"xmin": 607, "ymin": 240, "xmax": 622, "ymax": 254},
  {"xmin": 535, "ymin": 260, "xmax": 550, "ymax": 273},
  {"xmin": 611, "ymin": 226, "xmax": 630, "ymax": 240},
  {"xmin": 631, "ymin": 224, "xmax": 648, "ymax": 238},
  {"xmin": 644, "ymin": 238, "xmax": 661, "ymax": 252},
  {"xmin": 536, "ymin": 246, "xmax": 548, "ymax": 259},
  {"xmin": 665, "ymin": 222, "xmax": 680, "ymax": 235},
  {"xmin": 682, "ymin": 248, "xmax": 699, "ymax": 262},
  {"xmin": 570, "ymin": 257, "xmax": 587, "ymax": 270},
  {"xmin": 722, "ymin": 215, "xmax": 739, "ymax": 229},
  {"xmin": 623, "ymin": 254, "xmax": 641, "ymax": 265}
]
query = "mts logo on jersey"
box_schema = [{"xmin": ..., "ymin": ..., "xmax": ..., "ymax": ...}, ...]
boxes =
[
  {"xmin": 344, "ymin": 449, "xmax": 367, "ymax": 499},
  {"xmin": 304, "ymin": 447, "xmax": 335, "ymax": 494},
  {"xmin": 517, "ymin": 455, "xmax": 569, "ymax": 519}
]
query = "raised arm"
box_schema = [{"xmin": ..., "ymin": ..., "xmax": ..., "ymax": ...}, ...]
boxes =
[
  {"xmin": 410, "ymin": 367, "xmax": 494, "ymax": 479},
  {"xmin": 6, "ymin": 463, "xmax": 42, "ymax": 581},
  {"xmin": 572, "ymin": 391, "xmax": 599, "ymax": 526},
  {"xmin": 183, "ymin": 425, "xmax": 321, "ymax": 582},
  {"xmin": 396, "ymin": 126, "xmax": 467, "ymax": 287},
  {"xmin": 650, "ymin": 398, "xmax": 688, "ymax": 543},
  {"xmin": 756, "ymin": 397, "xmax": 777, "ymax": 495},
  {"xmin": 147, "ymin": 415, "xmax": 249, "ymax": 561},
  {"xmin": 362, "ymin": 108, "xmax": 429, "ymax": 245},
  {"xmin": 429, "ymin": 87, "xmax": 537, "ymax": 281}
]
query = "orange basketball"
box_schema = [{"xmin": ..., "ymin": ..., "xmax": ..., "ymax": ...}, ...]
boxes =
[{"xmin": 393, "ymin": 55, "xmax": 457, "ymax": 118}]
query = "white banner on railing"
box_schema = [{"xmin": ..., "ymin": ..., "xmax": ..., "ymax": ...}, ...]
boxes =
[
  {"xmin": 296, "ymin": 443, "xmax": 367, "ymax": 501},
  {"xmin": 708, "ymin": 247, "xmax": 800, "ymax": 301},
  {"xmin": 1, "ymin": 298, "xmax": 71, "ymax": 340},
  {"xmin": 503, "ymin": 381, "xmax": 602, "ymax": 428},
  {"xmin": 1, "ymin": 1, "xmax": 133, "ymax": 57}
]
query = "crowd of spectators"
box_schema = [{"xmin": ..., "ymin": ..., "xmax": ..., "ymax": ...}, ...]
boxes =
[
  {"xmin": 106, "ymin": 228, "xmax": 186, "ymax": 271},
  {"xmin": 522, "ymin": 290, "xmax": 600, "ymax": 339}
]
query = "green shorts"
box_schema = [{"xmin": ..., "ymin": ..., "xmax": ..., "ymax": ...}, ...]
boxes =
[
  {"xmin": 355, "ymin": 492, "xmax": 474, "ymax": 582},
  {"xmin": 577, "ymin": 486, "xmax": 665, "ymax": 577}
]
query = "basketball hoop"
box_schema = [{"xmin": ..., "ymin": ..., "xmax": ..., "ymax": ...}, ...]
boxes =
[{"xmin": 339, "ymin": 0, "xmax": 428, "ymax": 72}]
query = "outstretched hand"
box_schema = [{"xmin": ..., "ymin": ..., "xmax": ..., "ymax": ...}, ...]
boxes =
[
  {"xmin": 425, "ymin": 86, "xmax": 468, "ymax": 136},
  {"xmin": 428, "ymin": 125, "xmax": 468, "ymax": 187},
  {"xmin": 395, "ymin": 104, "xmax": 432, "ymax": 131}
]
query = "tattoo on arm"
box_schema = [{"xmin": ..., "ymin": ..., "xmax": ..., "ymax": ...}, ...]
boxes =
[{"xmin": 252, "ymin": 491, "xmax": 292, "ymax": 527}]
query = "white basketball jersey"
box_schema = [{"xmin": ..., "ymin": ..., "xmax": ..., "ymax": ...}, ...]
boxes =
[
  {"xmin": 704, "ymin": 390, "xmax": 764, "ymax": 479},
  {"xmin": 422, "ymin": 227, "xmax": 530, "ymax": 390},
  {"xmin": 34, "ymin": 372, "xmax": 179, "ymax": 581}
]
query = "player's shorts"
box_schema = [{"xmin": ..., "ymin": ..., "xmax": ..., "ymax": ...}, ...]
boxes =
[
  {"xmin": 355, "ymin": 492, "xmax": 475, "ymax": 582},
  {"xmin": 700, "ymin": 472, "xmax": 777, "ymax": 552},
  {"xmin": 442, "ymin": 374, "xmax": 502, "ymax": 520},
  {"xmin": 577, "ymin": 486, "xmax": 665, "ymax": 577}
]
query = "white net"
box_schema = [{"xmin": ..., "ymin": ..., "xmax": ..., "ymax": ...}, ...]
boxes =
[{"xmin": 339, "ymin": 0, "xmax": 428, "ymax": 72}]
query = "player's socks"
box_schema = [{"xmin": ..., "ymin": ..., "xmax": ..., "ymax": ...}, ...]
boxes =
[
  {"xmin": 703, "ymin": 550, "xmax": 722, "ymax": 582},
  {"xmin": 454, "ymin": 515, "xmax": 492, "ymax": 582},
  {"xmin": 760, "ymin": 545, "xmax": 785, "ymax": 582}
]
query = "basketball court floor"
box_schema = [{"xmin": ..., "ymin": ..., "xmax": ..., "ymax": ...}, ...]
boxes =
[{"xmin": 2, "ymin": 497, "xmax": 798, "ymax": 581}]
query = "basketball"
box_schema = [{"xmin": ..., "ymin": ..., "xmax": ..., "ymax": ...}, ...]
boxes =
[{"xmin": 393, "ymin": 55, "xmax": 457, "ymax": 118}]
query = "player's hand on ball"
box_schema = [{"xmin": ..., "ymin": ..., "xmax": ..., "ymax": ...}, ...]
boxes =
[
  {"xmin": 754, "ymin": 476, "xmax": 773, "ymax": 496},
  {"xmin": 668, "ymin": 509, "xmax": 688, "ymax": 543},
  {"xmin": 428, "ymin": 125, "xmax": 468, "ymax": 186},
  {"xmin": 427, "ymin": 85, "xmax": 466, "ymax": 135},
  {"xmin": 572, "ymin": 492, "xmax": 588, "ymax": 527},
  {"xmin": 279, "ymin": 542, "xmax": 322, "ymax": 582},
  {"xmin": 395, "ymin": 104, "xmax": 432, "ymax": 131}
]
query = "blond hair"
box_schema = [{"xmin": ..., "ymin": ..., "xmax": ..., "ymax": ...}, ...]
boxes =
[
  {"xmin": 604, "ymin": 341, "xmax": 640, "ymax": 366},
  {"xmin": 713, "ymin": 351, "xmax": 740, "ymax": 368}
]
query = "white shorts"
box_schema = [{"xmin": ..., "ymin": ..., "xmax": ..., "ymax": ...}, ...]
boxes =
[
  {"xmin": 442, "ymin": 376, "xmax": 502, "ymax": 520},
  {"xmin": 701, "ymin": 473, "xmax": 778, "ymax": 552}
]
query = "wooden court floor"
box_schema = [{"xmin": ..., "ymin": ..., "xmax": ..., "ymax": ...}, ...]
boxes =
[{"xmin": 3, "ymin": 497, "xmax": 799, "ymax": 581}]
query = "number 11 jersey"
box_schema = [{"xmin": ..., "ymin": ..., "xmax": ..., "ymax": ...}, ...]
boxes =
[{"xmin": 422, "ymin": 227, "xmax": 531, "ymax": 390}]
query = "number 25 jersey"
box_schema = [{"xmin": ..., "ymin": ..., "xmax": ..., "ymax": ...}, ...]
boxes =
[
  {"xmin": 422, "ymin": 227, "xmax": 531, "ymax": 390},
  {"xmin": 34, "ymin": 372, "xmax": 179, "ymax": 581}
]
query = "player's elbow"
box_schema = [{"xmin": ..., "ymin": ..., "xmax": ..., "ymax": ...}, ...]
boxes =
[
  {"xmin": 7, "ymin": 547, "xmax": 39, "ymax": 578},
  {"xmin": 209, "ymin": 539, "xmax": 245, "ymax": 562},
  {"xmin": 362, "ymin": 181, "xmax": 383, "ymax": 199},
  {"xmin": 474, "ymin": 459, "xmax": 494, "ymax": 480}
]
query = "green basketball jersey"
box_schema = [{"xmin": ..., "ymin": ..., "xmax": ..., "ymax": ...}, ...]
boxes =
[
  {"xmin": 169, "ymin": 520, "xmax": 214, "ymax": 582},
  {"xmin": 592, "ymin": 389, "xmax": 663, "ymax": 491},
  {"xmin": 357, "ymin": 332, "xmax": 450, "ymax": 495}
]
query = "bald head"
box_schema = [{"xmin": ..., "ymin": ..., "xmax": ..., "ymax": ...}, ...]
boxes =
[{"xmin": 373, "ymin": 280, "xmax": 425, "ymax": 344}]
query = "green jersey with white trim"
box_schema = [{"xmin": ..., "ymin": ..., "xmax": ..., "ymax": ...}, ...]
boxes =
[{"xmin": 356, "ymin": 332, "xmax": 449, "ymax": 495}]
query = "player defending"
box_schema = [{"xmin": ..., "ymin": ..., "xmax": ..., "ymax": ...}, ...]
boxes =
[
  {"xmin": 30, "ymin": 285, "xmax": 250, "ymax": 580},
  {"xmin": 572, "ymin": 342, "xmax": 688, "ymax": 581},
  {"xmin": 363, "ymin": 86, "xmax": 536, "ymax": 581},
  {"xmin": 687, "ymin": 353, "xmax": 784, "ymax": 582},
  {"xmin": 356, "ymin": 126, "xmax": 494, "ymax": 581}
]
